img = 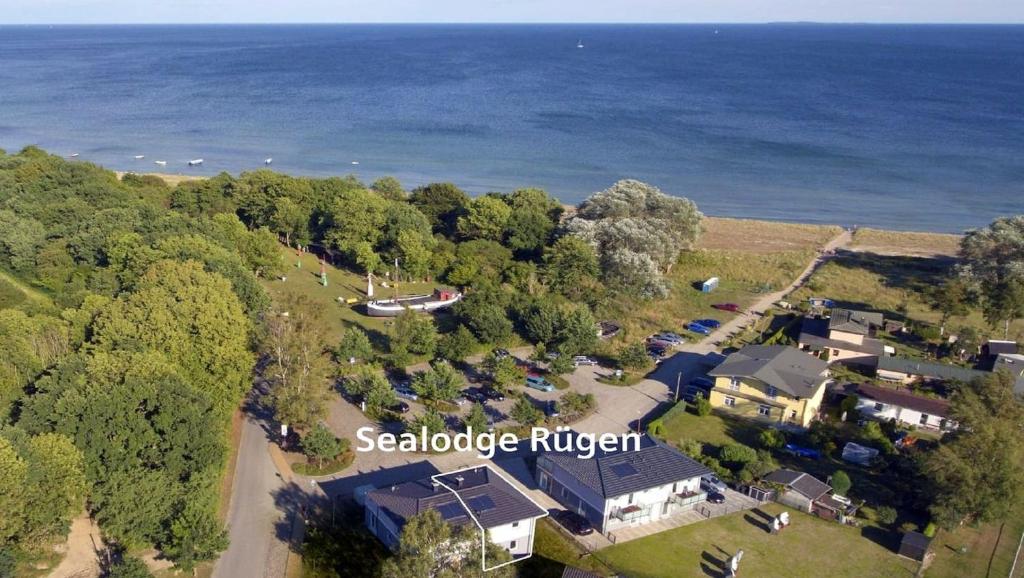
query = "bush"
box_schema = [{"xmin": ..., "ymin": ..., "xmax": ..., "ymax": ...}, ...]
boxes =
[
  {"xmin": 923, "ymin": 522, "xmax": 937, "ymax": 537},
  {"xmin": 693, "ymin": 395, "xmax": 711, "ymax": 417},
  {"xmin": 900, "ymin": 522, "xmax": 919, "ymax": 534},
  {"xmin": 108, "ymin": 556, "xmax": 153, "ymax": 578},
  {"xmin": 719, "ymin": 443, "xmax": 757, "ymax": 467},
  {"xmin": 831, "ymin": 470, "xmax": 852, "ymax": 497},
  {"xmin": 877, "ymin": 506, "xmax": 898, "ymax": 525},
  {"xmin": 647, "ymin": 418, "xmax": 665, "ymax": 437},
  {"xmin": 759, "ymin": 428, "xmax": 786, "ymax": 449},
  {"xmin": 677, "ymin": 438, "xmax": 702, "ymax": 458}
]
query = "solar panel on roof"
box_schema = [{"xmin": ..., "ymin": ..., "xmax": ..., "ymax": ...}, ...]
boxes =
[
  {"xmin": 610, "ymin": 463, "xmax": 639, "ymax": 477},
  {"xmin": 436, "ymin": 501, "xmax": 466, "ymax": 520},
  {"xmin": 467, "ymin": 495, "xmax": 496, "ymax": 512}
]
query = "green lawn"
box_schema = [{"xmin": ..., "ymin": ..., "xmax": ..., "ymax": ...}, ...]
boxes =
[
  {"xmin": 519, "ymin": 519, "xmax": 612, "ymax": 578},
  {"xmin": 657, "ymin": 403, "xmax": 763, "ymax": 449},
  {"xmin": 925, "ymin": 501, "xmax": 1024, "ymax": 578},
  {"xmin": 596, "ymin": 503, "xmax": 918, "ymax": 578}
]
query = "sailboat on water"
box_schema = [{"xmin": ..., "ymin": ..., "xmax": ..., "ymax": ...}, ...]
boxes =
[{"xmin": 577, "ymin": 39, "xmax": 584, "ymax": 48}]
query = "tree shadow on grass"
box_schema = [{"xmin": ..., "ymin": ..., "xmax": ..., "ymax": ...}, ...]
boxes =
[{"xmin": 861, "ymin": 524, "xmax": 899, "ymax": 553}]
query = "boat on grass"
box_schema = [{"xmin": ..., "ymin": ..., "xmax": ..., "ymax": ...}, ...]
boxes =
[{"xmin": 366, "ymin": 288, "xmax": 461, "ymax": 317}]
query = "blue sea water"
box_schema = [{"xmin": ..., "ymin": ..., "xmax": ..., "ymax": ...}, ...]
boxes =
[{"xmin": 0, "ymin": 24, "xmax": 1022, "ymax": 232}]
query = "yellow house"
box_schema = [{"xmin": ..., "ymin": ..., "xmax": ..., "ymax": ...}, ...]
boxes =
[{"xmin": 707, "ymin": 345, "xmax": 830, "ymax": 428}]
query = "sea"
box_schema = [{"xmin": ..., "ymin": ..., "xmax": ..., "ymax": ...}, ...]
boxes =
[{"xmin": 0, "ymin": 24, "xmax": 1022, "ymax": 232}]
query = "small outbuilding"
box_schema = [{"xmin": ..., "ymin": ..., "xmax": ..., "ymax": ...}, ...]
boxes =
[
  {"xmin": 898, "ymin": 531, "xmax": 932, "ymax": 562},
  {"xmin": 701, "ymin": 277, "xmax": 720, "ymax": 293}
]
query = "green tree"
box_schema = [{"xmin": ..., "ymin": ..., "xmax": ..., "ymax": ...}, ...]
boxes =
[
  {"xmin": 391, "ymin": 310, "xmax": 438, "ymax": 357},
  {"xmin": 758, "ymin": 428, "xmax": 786, "ymax": 450},
  {"xmin": 929, "ymin": 278, "xmax": 971, "ymax": 336},
  {"xmin": 409, "ymin": 183, "xmax": 469, "ymax": 237},
  {"xmin": 303, "ymin": 423, "xmax": 344, "ymax": 469},
  {"xmin": 511, "ymin": 398, "xmax": 543, "ymax": 427},
  {"xmin": 396, "ymin": 230, "xmax": 435, "ymax": 281},
  {"xmin": 958, "ymin": 215, "xmax": 1024, "ymax": 336},
  {"xmin": 831, "ymin": 470, "xmax": 852, "ymax": 497},
  {"xmin": 436, "ymin": 325, "xmax": 477, "ymax": 363},
  {"xmin": 22, "ymin": 433, "xmax": 87, "ymax": 540},
  {"xmin": 556, "ymin": 306, "xmax": 598, "ymax": 356},
  {"xmin": 543, "ymin": 236, "xmax": 601, "ymax": 299},
  {"xmin": 91, "ymin": 260, "xmax": 253, "ymax": 414},
  {"xmin": 263, "ymin": 296, "xmax": 332, "ymax": 431},
  {"xmin": 365, "ymin": 377, "xmax": 399, "ymax": 416},
  {"xmin": 548, "ymin": 353, "xmax": 575, "ymax": 376},
  {"xmin": 381, "ymin": 510, "xmax": 513, "ymax": 578},
  {"xmin": 618, "ymin": 342, "xmax": 651, "ymax": 372},
  {"xmin": 411, "ymin": 362, "xmax": 463, "ymax": 402},
  {"xmin": 408, "ymin": 409, "xmax": 447, "ymax": 438},
  {"xmin": 0, "ymin": 210, "xmax": 46, "ymax": 273},
  {"xmin": 694, "ymin": 395, "xmax": 712, "ymax": 417},
  {"xmin": 559, "ymin": 391, "xmax": 596, "ymax": 418},
  {"xmin": 337, "ymin": 326, "xmax": 374, "ymax": 364},
  {"xmin": 677, "ymin": 438, "xmax": 703, "ymax": 458},
  {"xmin": 270, "ymin": 196, "xmax": 311, "ymax": 247},
  {"xmin": 107, "ymin": 556, "xmax": 153, "ymax": 578},
  {"xmin": 0, "ymin": 438, "xmax": 27, "ymax": 543},
  {"xmin": 487, "ymin": 354, "xmax": 525, "ymax": 394},
  {"xmin": 924, "ymin": 372, "xmax": 1024, "ymax": 528},
  {"xmin": 521, "ymin": 298, "xmax": 560, "ymax": 346},
  {"xmin": 461, "ymin": 302, "xmax": 512, "ymax": 345},
  {"xmin": 463, "ymin": 403, "xmax": 489, "ymax": 435},
  {"xmin": 163, "ymin": 503, "xmax": 229, "ymax": 572},
  {"xmin": 458, "ymin": 196, "xmax": 512, "ymax": 241},
  {"xmin": 324, "ymin": 188, "xmax": 388, "ymax": 257},
  {"xmin": 371, "ymin": 176, "xmax": 406, "ymax": 201}
]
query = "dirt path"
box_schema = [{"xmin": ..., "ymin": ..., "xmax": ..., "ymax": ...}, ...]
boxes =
[{"xmin": 47, "ymin": 514, "xmax": 101, "ymax": 578}]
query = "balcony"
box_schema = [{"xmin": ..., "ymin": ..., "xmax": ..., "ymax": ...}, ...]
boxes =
[
  {"xmin": 669, "ymin": 490, "xmax": 707, "ymax": 508},
  {"xmin": 611, "ymin": 503, "xmax": 653, "ymax": 523}
]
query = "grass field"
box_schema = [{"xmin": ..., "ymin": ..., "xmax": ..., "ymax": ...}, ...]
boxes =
[
  {"xmin": 699, "ymin": 217, "xmax": 841, "ymax": 254},
  {"xmin": 595, "ymin": 502, "xmax": 917, "ymax": 578},
  {"xmin": 790, "ymin": 252, "xmax": 1024, "ymax": 342},
  {"xmin": 926, "ymin": 501, "xmax": 1024, "ymax": 578},
  {"xmin": 520, "ymin": 518, "xmax": 612, "ymax": 578},
  {"xmin": 260, "ymin": 246, "xmax": 444, "ymax": 347},
  {"xmin": 850, "ymin": 228, "xmax": 962, "ymax": 258}
]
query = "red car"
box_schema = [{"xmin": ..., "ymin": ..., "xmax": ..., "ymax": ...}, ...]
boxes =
[{"xmin": 712, "ymin": 303, "xmax": 740, "ymax": 313}]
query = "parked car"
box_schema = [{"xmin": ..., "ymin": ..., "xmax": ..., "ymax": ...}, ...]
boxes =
[
  {"xmin": 482, "ymin": 388, "xmax": 505, "ymax": 402},
  {"xmin": 393, "ymin": 386, "xmax": 419, "ymax": 401},
  {"xmin": 452, "ymin": 396, "xmax": 468, "ymax": 406},
  {"xmin": 464, "ymin": 389, "xmax": 487, "ymax": 403},
  {"xmin": 389, "ymin": 401, "xmax": 410, "ymax": 414},
  {"xmin": 545, "ymin": 351, "xmax": 560, "ymax": 360},
  {"xmin": 693, "ymin": 318, "xmax": 722, "ymax": 329},
  {"xmin": 700, "ymin": 474, "xmax": 728, "ymax": 494},
  {"xmin": 545, "ymin": 401, "xmax": 561, "ymax": 418},
  {"xmin": 686, "ymin": 322, "xmax": 713, "ymax": 336},
  {"xmin": 656, "ymin": 332, "xmax": 685, "ymax": 343},
  {"xmin": 647, "ymin": 345, "xmax": 667, "ymax": 358},
  {"xmin": 573, "ymin": 355, "xmax": 598, "ymax": 367},
  {"xmin": 493, "ymin": 348, "xmax": 510, "ymax": 359},
  {"xmin": 706, "ymin": 491, "xmax": 726, "ymax": 504},
  {"xmin": 648, "ymin": 338, "xmax": 674, "ymax": 349},
  {"xmin": 525, "ymin": 375, "xmax": 555, "ymax": 392},
  {"xmin": 712, "ymin": 303, "xmax": 741, "ymax": 313},
  {"xmin": 553, "ymin": 510, "xmax": 594, "ymax": 536}
]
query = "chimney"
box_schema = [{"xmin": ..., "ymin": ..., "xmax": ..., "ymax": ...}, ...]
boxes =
[
  {"xmin": 455, "ymin": 475, "xmax": 465, "ymax": 489},
  {"xmin": 431, "ymin": 481, "xmax": 440, "ymax": 493}
]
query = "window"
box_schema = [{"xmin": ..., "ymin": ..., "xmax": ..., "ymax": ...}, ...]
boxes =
[
  {"xmin": 628, "ymin": 493, "xmax": 635, "ymax": 504},
  {"xmin": 789, "ymin": 409, "xmax": 798, "ymax": 420},
  {"xmin": 724, "ymin": 396, "xmax": 736, "ymax": 407},
  {"xmin": 560, "ymin": 487, "xmax": 568, "ymax": 498},
  {"xmin": 874, "ymin": 402, "xmax": 884, "ymax": 411},
  {"xmin": 672, "ymin": 482, "xmax": 679, "ymax": 493},
  {"xmin": 512, "ymin": 521, "xmax": 519, "ymax": 528},
  {"xmin": 757, "ymin": 404, "xmax": 771, "ymax": 417},
  {"xmin": 766, "ymin": 386, "xmax": 778, "ymax": 399},
  {"xmin": 510, "ymin": 540, "xmax": 518, "ymax": 550},
  {"xmin": 729, "ymin": 377, "xmax": 741, "ymax": 390},
  {"xmin": 919, "ymin": 413, "xmax": 930, "ymax": 425}
]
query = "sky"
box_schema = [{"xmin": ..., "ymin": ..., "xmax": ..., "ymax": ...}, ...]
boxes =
[{"xmin": 0, "ymin": 0, "xmax": 1021, "ymax": 24}]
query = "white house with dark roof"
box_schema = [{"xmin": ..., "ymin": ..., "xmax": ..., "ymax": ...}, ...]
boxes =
[
  {"xmin": 798, "ymin": 308, "xmax": 886, "ymax": 366},
  {"xmin": 364, "ymin": 464, "xmax": 547, "ymax": 560},
  {"xmin": 535, "ymin": 433, "xmax": 711, "ymax": 534},
  {"xmin": 849, "ymin": 383, "xmax": 956, "ymax": 432}
]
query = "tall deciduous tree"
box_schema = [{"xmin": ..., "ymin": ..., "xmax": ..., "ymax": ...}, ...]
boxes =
[
  {"xmin": 958, "ymin": 216, "xmax": 1024, "ymax": 336},
  {"xmin": 263, "ymin": 295, "xmax": 332, "ymax": 432},
  {"xmin": 411, "ymin": 362, "xmax": 463, "ymax": 402},
  {"xmin": 381, "ymin": 510, "xmax": 513, "ymax": 578},
  {"xmin": 458, "ymin": 196, "xmax": 512, "ymax": 242},
  {"xmin": 543, "ymin": 236, "xmax": 602, "ymax": 300},
  {"xmin": 409, "ymin": 183, "xmax": 469, "ymax": 238}
]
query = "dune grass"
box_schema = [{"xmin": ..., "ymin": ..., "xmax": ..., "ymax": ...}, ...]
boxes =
[{"xmin": 850, "ymin": 227, "xmax": 962, "ymax": 257}]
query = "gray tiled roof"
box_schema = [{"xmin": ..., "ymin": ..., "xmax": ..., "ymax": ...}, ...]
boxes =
[
  {"xmin": 764, "ymin": 469, "xmax": 832, "ymax": 501},
  {"xmin": 708, "ymin": 345, "xmax": 829, "ymax": 398},
  {"xmin": 799, "ymin": 318, "xmax": 885, "ymax": 356},
  {"xmin": 828, "ymin": 309, "xmax": 884, "ymax": 336},
  {"xmin": 852, "ymin": 383, "xmax": 950, "ymax": 417},
  {"xmin": 540, "ymin": 433, "xmax": 710, "ymax": 499},
  {"xmin": 366, "ymin": 465, "xmax": 545, "ymax": 530},
  {"xmin": 876, "ymin": 357, "xmax": 986, "ymax": 383},
  {"xmin": 562, "ymin": 567, "xmax": 603, "ymax": 578}
]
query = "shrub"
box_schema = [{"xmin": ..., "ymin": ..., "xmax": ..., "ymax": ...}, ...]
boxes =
[
  {"xmin": 719, "ymin": 443, "xmax": 757, "ymax": 467},
  {"xmin": 677, "ymin": 438, "xmax": 702, "ymax": 458},
  {"xmin": 923, "ymin": 522, "xmax": 937, "ymax": 537},
  {"xmin": 647, "ymin": 418, "xmax": 665, "ymax": 437},
  {"xmin": 693, "ymin": 395, "xmax": 711, "ymax": 417},
  {"xmin": 900, "ymin": 522, "xmax": 918, "ymax": 534},
  {"xmin": 877, "ymin": 506, "xmax": 898, "ymax": 525},
  {"xmin": 759, "ymin": 428, "xmax": 786, "ymax": 449},
  {"xmin": 831, "ymin": 470, "xmax": 852, "ymax": 497}
]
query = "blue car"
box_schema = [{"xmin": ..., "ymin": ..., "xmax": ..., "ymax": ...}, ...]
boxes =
[
  {"xmin": 693, "ymin": 318, "xmax": 722, "ymax": 329},
  {"xmin": 784, "ymin": 443, "xmax": 821, "ymax": 460},
  {"xmin": 686, "ymin": 322, "xmax": 713, "ymax": 336}
]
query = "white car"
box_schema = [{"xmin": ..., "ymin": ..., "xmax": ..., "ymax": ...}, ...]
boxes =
[
  {"xmin": 573, "ymin": 355, "xmax": 598, "ymax": 367},
  {"xmin": 700, "ymin": 474, "xmax": 728, "ymax": 494}
]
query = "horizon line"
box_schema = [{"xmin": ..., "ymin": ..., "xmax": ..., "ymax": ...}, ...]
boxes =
[{"xmin": 2, "ymin": 21, "xmax": 1023, "ymax": 26}]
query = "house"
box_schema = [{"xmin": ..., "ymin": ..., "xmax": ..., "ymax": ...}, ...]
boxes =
[
  {"xmin": 762, "ymin": 469, "xmax": 851, "ymax": 520},
  {"xmin": 707, "ymin": 345, "xmax": 830, "ymax": 428},
  {"xmin": 849, "ymin": 383, "xmax": 956, "ymax": 432},
  {"xmin": 797, "ymin": 308, "xmax": 886, "ymax": 366},
  {"xmin": 875, "ymin": 356, "xmax": 987, "ymax": 385},
  {"xmin": 364, "ymin": 465, "xmax": 547, "ymax": 560},
  {"xmin": 982, "ymin": 339, "xmax": 1018, "ymax": 360},
  {"xmin": 536, "ymin": 433, "xmax": 710, "ymax": 534}
]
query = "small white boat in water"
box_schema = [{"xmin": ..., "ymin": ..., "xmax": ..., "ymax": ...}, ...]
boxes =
[
  {"xmin": 265, "ymin": 158, "xmax": 273, "ymax": 165},
  {"xmin": 154, "ymin": 160, "xmax": 167, "ymax": 167},
  {"xmin": 69, "ymin": 153, "xmax": 79, "ymax": 158},
  {"xmin": 351, "ymin": 161, "xmax": 360, "ymax": 165},
  {"xmin": 187, "ymin": 158, "xmax": 204, "ymax": 166},
  {"xmin": 134, "ymin": 155, "xmax": 145, "ymax": 160},
  {"xmin": 577, "ymin": 39, "xmax": 584, "ymax": 48},
  {"xmin": 366, "ymin": 288, "xmax": 461, "ymax": 317}
]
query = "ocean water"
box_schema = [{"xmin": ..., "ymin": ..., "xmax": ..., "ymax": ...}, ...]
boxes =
[{"xmin": 0, "ymin": 24, "xmax": 1022, "ymax": 232}]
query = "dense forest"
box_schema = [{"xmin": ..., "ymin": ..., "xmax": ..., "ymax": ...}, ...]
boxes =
[{"xmin": 0, "ymin": 146, "xmax": 704, "ymax": 573}]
